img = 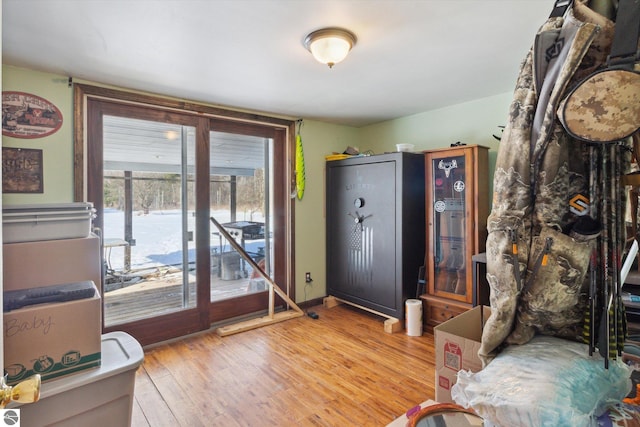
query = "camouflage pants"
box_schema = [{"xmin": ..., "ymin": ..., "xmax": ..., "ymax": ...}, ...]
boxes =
[{"xmin": 478, "ymin": 1, "xmax": 628, "ymax": 366}]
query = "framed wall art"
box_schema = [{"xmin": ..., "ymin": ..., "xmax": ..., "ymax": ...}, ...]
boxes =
[
  {"xmin": 2, "ymin": 91, "xmax": 63, "ymax": 139},
  {"xmin": 2, "ymin": 147, "xmax": 44, "ymax": 193}
]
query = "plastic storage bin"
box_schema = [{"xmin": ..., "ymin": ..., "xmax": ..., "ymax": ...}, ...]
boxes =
[
  {"xmin": 2, "ymin": 202, "xmax": 95, "ymax": 243},
  {"xmin": 12, "ymin": 331, "xmax": 144, "ymax": 427}
]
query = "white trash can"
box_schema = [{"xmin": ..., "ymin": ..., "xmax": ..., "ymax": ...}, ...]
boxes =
[{"xmin": 405, "ymin": 299, "xmax": 423, "ymax": 336}]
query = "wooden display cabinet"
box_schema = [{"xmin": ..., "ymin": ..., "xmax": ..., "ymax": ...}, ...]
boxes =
[{"xmin": 421, "ymin": 145, "xmax": 489, "ymax": 329}]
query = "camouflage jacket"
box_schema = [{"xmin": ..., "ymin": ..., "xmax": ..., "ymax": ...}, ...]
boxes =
[{"xmin": 478, "ymin": 1, "xmax": 632, "ymax": 366}]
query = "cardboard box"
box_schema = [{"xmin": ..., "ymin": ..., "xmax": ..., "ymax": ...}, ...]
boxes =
[
  {"xmin": 434, "ymin": 305, "xmax": 490, "ymax": 403},
  {"xmin": 3, "ymin": 283, "xmax": 102, "ymax": 385},
  {"xmin": 3, "ymin": 234, "xmax": 101, "ymax": 291}
]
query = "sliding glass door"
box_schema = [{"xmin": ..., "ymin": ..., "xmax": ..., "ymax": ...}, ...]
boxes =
[
  {"xmin": 79, "ymin": 85, "xmax": 293, "ymax": 345},
  {"xmin": 206, "ymin": 119, "xmax": 289, "ymax": 325}
]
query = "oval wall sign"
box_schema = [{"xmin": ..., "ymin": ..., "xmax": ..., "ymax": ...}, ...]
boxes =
[{"xmin": 2, "ymin": 91, "xmax": 63, "ymax": 139}]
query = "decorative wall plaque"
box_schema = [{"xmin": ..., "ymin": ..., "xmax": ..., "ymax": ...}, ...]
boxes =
[
  {"xmin": 2, "ymin": 91, "xmax": 63, "ymax": 139},
  {"xmin": 2, "ymin": 147, "xmax": 44, "ymax": 193}
]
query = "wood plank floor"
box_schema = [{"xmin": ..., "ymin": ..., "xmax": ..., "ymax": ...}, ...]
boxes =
[{"xmin": 131, "ymin": 303, "xmax": 436, "ymax": 426}]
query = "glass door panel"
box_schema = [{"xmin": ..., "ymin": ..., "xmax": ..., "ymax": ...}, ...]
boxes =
[
  {"xmin": 431, "ymin": 153, "xmax": 468, "ymax": 298},
  {"xmin": 209, "ymin": 130, "xmax": 273, "ymax": 302},
  {"xmin": 102, "ymin": 115, "xmax": 196, "ymax": 326}
]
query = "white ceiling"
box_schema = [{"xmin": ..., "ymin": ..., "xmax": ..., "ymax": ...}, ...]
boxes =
[{"xmin": 2, "ymin": 0, "xmax": 553, "ymax": 128}]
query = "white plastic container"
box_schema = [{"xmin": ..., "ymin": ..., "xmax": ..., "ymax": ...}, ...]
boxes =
[
  {"xmin": 12, "ymin": 331, "xmax": 144, "ymax": 427},
  {"xmin": 2, "ymin": 202, "xmax": 95, "ymax": 243},
  {"xmin": 396, "ymin": 143, "xmax": 415, "ymax": 152}
]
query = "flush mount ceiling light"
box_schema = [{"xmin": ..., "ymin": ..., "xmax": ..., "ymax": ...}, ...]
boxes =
[{"xmin": 303, "ymin": 27, "xmax": 357, "ymax": 68}]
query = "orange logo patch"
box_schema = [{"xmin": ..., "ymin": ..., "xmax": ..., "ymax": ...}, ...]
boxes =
[{"xmin": 569, "ymin": 194, "xmax": 589, "ymax": 216}]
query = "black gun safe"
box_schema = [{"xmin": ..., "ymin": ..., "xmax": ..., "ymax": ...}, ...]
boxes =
[{"xmin": 326, "ymin": 152, "xmax": 425, "ymax": 319}]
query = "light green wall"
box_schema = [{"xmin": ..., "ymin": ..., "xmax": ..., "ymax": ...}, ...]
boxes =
[
  {"xmin": 358, "ymin": 93, "xmax": 514, "ymax": 197},
  {"xmin": 360, "ymin": 93, "xmax": 511, "ymax": 153},
  {"xmin": 2, "ymin": 66, "xmax": 75, "ymax": 204},
  {"xmin": 294, "ymin": 121, "xmax": 359, "ymax": 301},
  {"xmin": 2, "ymin": 64, "xmax": 515, "ymax": 304}
]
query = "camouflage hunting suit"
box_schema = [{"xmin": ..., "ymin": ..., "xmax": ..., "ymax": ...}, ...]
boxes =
[{"xmin": 479, "ymin": 1, "xmax": 635, "ymax": 366}]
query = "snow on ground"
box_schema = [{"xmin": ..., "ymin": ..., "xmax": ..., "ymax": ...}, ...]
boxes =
[{"xmin": 102, "ymin": 208, "xmax": 266, "ymax": 271}]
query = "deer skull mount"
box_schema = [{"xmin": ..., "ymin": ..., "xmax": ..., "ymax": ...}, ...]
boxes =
[{"xmin": 438, "ymin": 159, "xmax": 458, "ymax": 178}]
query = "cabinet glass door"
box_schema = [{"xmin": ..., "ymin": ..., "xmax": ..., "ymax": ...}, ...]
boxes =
[{"xmin": 430, "ymin": 153, "xmax": 468, "ymax": 298}]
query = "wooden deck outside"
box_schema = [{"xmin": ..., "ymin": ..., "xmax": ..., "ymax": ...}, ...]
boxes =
[{"xmin": 104, "ymin": 269, "xmax": 260, "ymax": 326}]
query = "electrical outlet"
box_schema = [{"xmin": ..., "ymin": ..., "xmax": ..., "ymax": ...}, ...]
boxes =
[{"xmin": 305, "ymin": 272, "xmax": 313, "ymax": 283}]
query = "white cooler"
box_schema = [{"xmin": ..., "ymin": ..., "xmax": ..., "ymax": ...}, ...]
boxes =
[
  {"xmin": 2, "ymin": 202, "xmax": 95, "ymax": 243},
  {"xmin": 11, "ymin": 331, "xmax": 144, "ymax": 427}
]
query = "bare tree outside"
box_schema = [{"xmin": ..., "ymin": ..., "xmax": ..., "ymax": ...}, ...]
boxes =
[
  {"xmin": 104, "ymin": 169, "xmax": 264, "ymax": 217},
  {"xmin": 238, "ymin": 168, "xmax": 265, "ymax": 220}
]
